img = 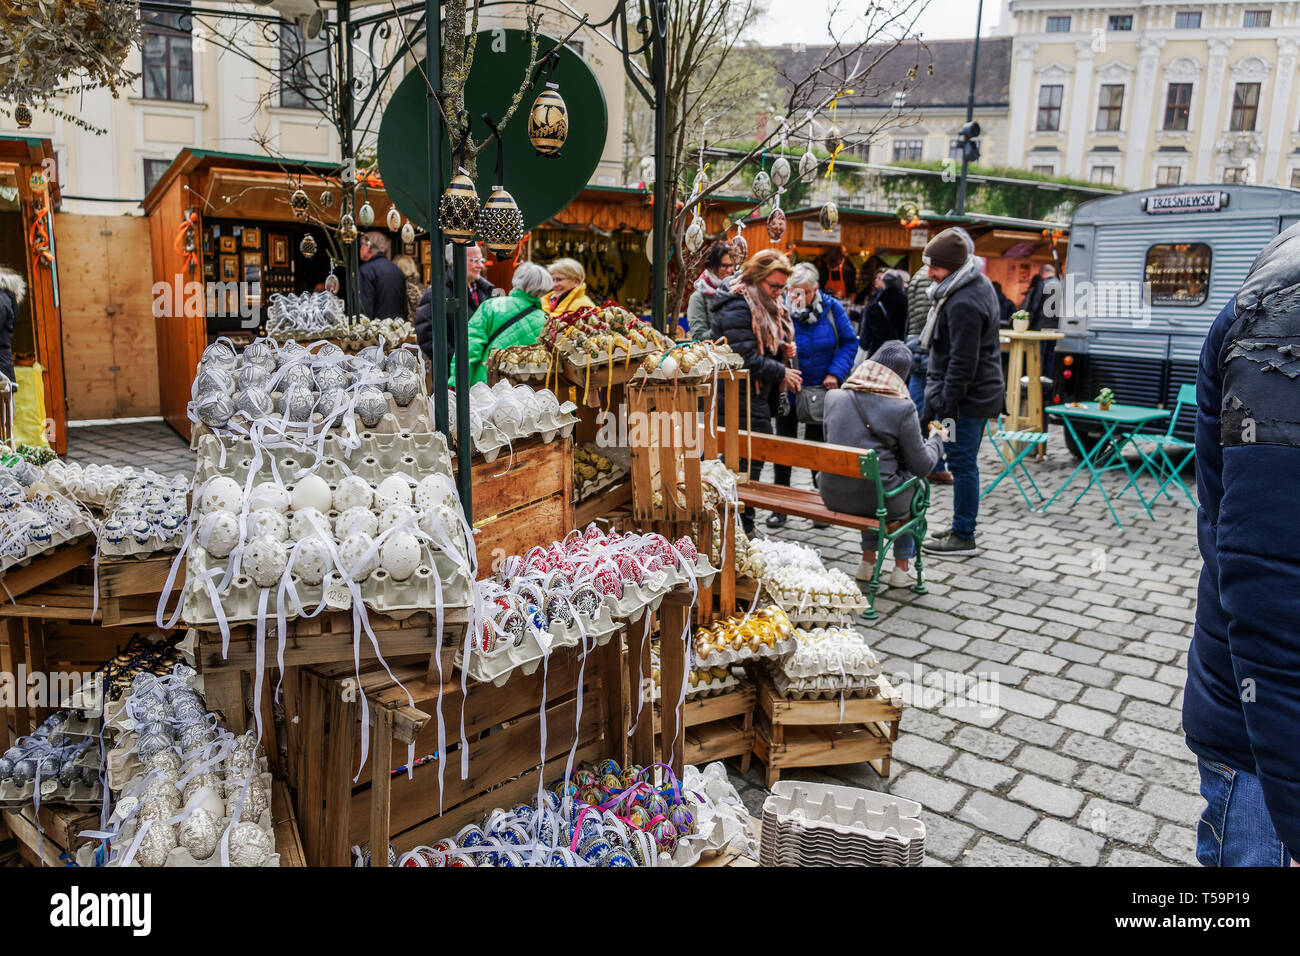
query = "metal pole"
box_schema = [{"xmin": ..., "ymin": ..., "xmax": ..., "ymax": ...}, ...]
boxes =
[
  {"xmin": 954, "ymin": 0, "xmax": 983, "ymax": 217},
  {"xmin": 426, "ymin": 0, "xmax": 450, "ymax": 435},
  {"xmin": 452, "ymin": 245, "xmax": 472, "ymax": 522},
  {"xmin": 650, "ymin": 0, "xmax": 669, "ymax": 331},
  {"xmin": 339, "ymin": 0, "xmax": 360, "ymax": 317}
]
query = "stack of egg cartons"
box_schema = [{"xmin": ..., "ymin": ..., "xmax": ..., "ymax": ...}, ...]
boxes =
[{"xmin": 759, "ymin": 780, "xmax": 925, "ymax": 867}]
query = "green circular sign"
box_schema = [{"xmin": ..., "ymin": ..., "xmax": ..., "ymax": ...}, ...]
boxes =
[{"xmin": 378, "ymin": 29, "xmax": 608, "ymax": 233}]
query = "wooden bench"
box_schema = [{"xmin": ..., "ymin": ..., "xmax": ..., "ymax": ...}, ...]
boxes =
[{"xmin": 718, "ymin": 427, "xmax": 931, "ymax": 618}]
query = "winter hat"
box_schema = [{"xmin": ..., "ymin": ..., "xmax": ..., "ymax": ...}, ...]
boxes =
[
  {"xmin": 870, "ymin": 339, "xmax": 913, "ymax": 381},
  {"xmin": 922, "ymin": 228, "xmax": 970, "ymax": 271}
]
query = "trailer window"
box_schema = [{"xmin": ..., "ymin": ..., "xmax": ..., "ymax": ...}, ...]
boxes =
[{"xmin": 1145, "ymin": 243, "xmax": 1211, "ymax": 307}]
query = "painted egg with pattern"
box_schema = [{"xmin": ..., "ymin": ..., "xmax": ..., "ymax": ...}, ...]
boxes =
[
  {"xmin": 374, "ymin": 474, "xmax": 414, "ymax": 511},
  {"xmin": 332, "ymin": 474, "xmax": 374, "ymax": 512},
  {"xmin": 291, "ymin": 536, "xmax": 331, "ymax": 586},
  {"xmin": 384, "ymin": 349, "xmax": 420, "ymax": 373},
  {"xmin": 334, "ymin": 506, "xmax": 378, "ymax": 540},
  {"xmin": 196, "ymin": 392, "xmax": 234, "ymax": 429},
  {"xmin": 338, "ymin": 532, "xmax": 377, "ymax": 581},
  {"xmin": 528, "ymin": 84, "xmax": 568, "ymax": 155},
  {"xmin": 228, "ymin": 822, "xmax": 272, "ymax": 867},
  {"xmin": 288, "ymin": 507, "xmax": 327, "ymax": 541},
  {"xmin": 314, "ymin": 363, "xmax": 349, "ymax": 392},
  {"xmin": 314, "ymin": 387, "xmax": 348, "ymax": 426},
  {"xmin": 290, "ymin": 474, "xmax": 332, "ymax": 513},
  {"xmin": 136, "ymin": 821, "xmax": 178, "ymax": 868},
  {"xmin": 200, "ymin": 340, "xmax": 238, "ymax": 370},
  {"xmin": 247, "ymin": 508, "xmax": 288, "ymax": 542},
  {"xmin": 414, "ymin": 474, "xmax": 449, "ymax": 513},
  {"xmin": 242, "ymin": 339, "xmax": 277, "ymax": 372},
  {"xmin": 279, "ymin": 383, "xmax": 315, "ymax": 422},
  {"xmin": 279, "ymin": 363, "xmax": 316, "ymax": 392},
  {"xmin": 178, "ymin": 807, "xmax": 220, "ymax": 861},
  {"xmin": 200, "ymin": 476, "xmax": 242, "ymax": 514},
  {"xmin": 244, "ymin": 535, "xmax": 289, "ymax": 588},
  {"xmin": 378, "ymin": 504, "xmax": 417, "ymax": 533},
  {"xmin": 354, "ymin": 386, "xmax": 388, "ymax": 428},
  {"xmin": 235, "ymin": 387, "xmax": 273, "ymax": 419},
  {"xmin": 249, "ymin": 481, "xmax": 291, "ymax": 513},
  {"xmin": 386, "ymin": 366, "xmax": 421, "ymax": 406},
  {"xmin": 379, "ymin": 532, "xmax": 422, "ymax": 581}
]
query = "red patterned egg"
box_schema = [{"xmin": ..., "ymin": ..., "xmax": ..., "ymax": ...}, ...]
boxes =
[{"xmin": 673, "ymin": 537, "xmax": 699, "ymax": 564}]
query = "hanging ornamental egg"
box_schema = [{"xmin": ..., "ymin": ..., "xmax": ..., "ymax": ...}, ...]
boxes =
[
  {"xmin": 477, "ymin": 186, "xmax": 524, "ymax": 261},
  {"xmin": 770, "ymin": 155, "xmax": 791, "ymax": 189},
  {"xmin": 339, "ymin": 213, "xmax": 358, "ymax": 244},
  {"xmin": 691, "ymin": 169, "xmax": 709, "ymax": 197},
  {"xmin": 300, "ymin": 233, "xmax": 317, "ymax": 258},
  {"xmin": 819, "ymin": 201, "xmax": 839, "ymax": 232},
  {"xmin": 767, "ymin": 208, "xmax": 787, "ymax": 242},
  {"xmin": 319, "ymin": 190, "xmax": 333, "ymax": 210},
  {"xmin": 290, "ymin": 188, "xmax": 310, "ymax": 218},
  {"xmin": 751, "ymin": 170, "xmax": 773, "ymax": 200},
  {"xmin": 358, "ymin": 201, "xmax": 375, "ymax": 228},
  {"xmin": 401, "ymin": 220, "xmax": 415, "ymax": 246},
  {"xmin": 528, "ymin": 83, "xmax": 568, "ymax": 156},
  {"xmin": 324, "ymin": 272, "xmax": 339, "ymax": 294},
  {"xmin": 730, "ymin": 232, "xmax": 748, "ymax": 264},
  {"xmin": 825, "ymin": 125, "xmax": 844, "ymax": 155},
  {"xmin": 14, "ymin": 105, "xmax": 32, "ymax": 129},
  {"xmin": 799, "ymin": 149, "xmax": 818, "ymax": 183},
  {"xmin": 386, "ymin": 204, "xmax": 402, "ymax": 231},
  {"xmin": 684, "ymin": 217, "xmax": 705, "ymax": 255},
  {"xmin": 440, "ymin": 172, "xmax": 480, "ymax": 245}
]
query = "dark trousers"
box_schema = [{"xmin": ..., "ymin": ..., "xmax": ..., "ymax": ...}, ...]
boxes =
[{"xmin": 773, "ymin": 403, "xmax": 823, "ymax": 487}]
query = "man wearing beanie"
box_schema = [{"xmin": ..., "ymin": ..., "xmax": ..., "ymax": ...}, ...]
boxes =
[{"xmin": 917, "ymin": 227, "xmax": 1004, "ymax": 554}]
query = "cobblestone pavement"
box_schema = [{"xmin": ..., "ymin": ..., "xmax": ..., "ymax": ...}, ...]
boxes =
[
  {"xmin": 727, "ymin": 425, "xmax": 1203, "ymax": 867},
  {"xmin": 65, "ymin": 420, "xmax": 196, "ymax": 476}
]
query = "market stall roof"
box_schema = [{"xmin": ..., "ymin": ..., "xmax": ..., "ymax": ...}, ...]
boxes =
[
  {"xmin": 140, "ymin": 147, "xmax": 341, "ymax": 215},
  {"xmin": 0, "ymin": 135, "xmax": 60, "ymax": 207}
]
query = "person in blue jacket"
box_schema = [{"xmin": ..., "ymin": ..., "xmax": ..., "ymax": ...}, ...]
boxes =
[
  {"xmin": 1185, "ymin": 222, "xmax": 1300, "ymax": 868},
  {"xmin": 766, "ymin": 261, "xmax": 859, "ymax": 529}
]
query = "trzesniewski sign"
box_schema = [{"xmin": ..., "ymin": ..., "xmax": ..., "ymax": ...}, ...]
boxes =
[{"xmin": 1143, "ymin": 191, "xmax": 1227, "ymax": 214}]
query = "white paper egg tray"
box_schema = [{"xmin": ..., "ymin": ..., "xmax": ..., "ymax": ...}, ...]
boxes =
[
  {"xmin": 194, "ymin": 426, "xmax": 453, "ymax": 486},
  {"xmin": 473, "ymin": 413, "xmax": 577, "ymax": 463},
  {"xmin": 456, "ymin": 602, "xmax": 620, "ymax": 687},
  {"xmin": 631, "ymin": 350, "xmax": 744, "ymax": 383},
  {"xmin": 770, "ymin": 673, "xmax": 880, "ymax": 701},
  {"xmin": 760, "ymin": 781, "xmax": 925, "ymax": 867},
  {"xmin": 0, "ymin": 776, "xmax": 104, "ymax": 808},
  {"xmin": 652, "ymin": 671, "xmax": 739, "ymax": 702},
  {"xmin": 0, "ymin": 521, "xmax": 92, "ymax": 574},
  {"xmin": 98, "ymin": 528, "xmax": 187, "ymax": 558},
  {"xmin": 494, "ymin": 361, "xmax": 550, "ymax": 381}
]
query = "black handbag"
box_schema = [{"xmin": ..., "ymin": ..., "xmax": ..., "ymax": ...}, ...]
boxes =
[{"xmin": 794, "ymin": 314, "xmax": 839, "ymax": 425}]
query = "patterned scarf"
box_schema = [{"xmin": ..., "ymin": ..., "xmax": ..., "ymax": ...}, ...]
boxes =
[
  {"xmin": 738, "ymin": 280, "xmax": 792, "ymax": 358},
  {"xmin": 694, "ymin": 270, "xmax": 724, "ymax": 297},
  {"xmin": 843, "ymin": 359, "xmax": 910, "ymax": 400}
]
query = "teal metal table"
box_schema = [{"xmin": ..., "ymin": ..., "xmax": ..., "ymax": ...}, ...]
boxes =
[{"xmin": 1039, "ymin": 402, "xmax": 1171, "ymax": 529}]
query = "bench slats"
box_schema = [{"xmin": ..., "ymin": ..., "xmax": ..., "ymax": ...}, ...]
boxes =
[
  {"xmin": 738, "ymin": 483, "xmax": 903, "ymax": 532},
  {"xmin": 715, "ymin": 426, "xmax": 866, "ymax": 478}
]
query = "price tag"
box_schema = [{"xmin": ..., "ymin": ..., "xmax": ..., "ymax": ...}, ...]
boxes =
[
  {"xmin": 325, "ymin": 583, "xmax": 352, "ymax": 610},
  {"xmin": 41, "ymin": 780, "xmax": 57, "ymax": 797},
  {"xmin": 114, "ymin": 796, "xmax": 137, "ymax": 821}
]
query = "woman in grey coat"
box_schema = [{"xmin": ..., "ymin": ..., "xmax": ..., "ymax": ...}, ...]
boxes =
[{"xmin": 819, "ymin": 341, "xmax": 947, "ymax": 589}]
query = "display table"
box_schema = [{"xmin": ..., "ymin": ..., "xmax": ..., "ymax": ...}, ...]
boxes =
[{"xmin": 1000, "ymin": 329, "xmax": 1065, "ymax": 458}]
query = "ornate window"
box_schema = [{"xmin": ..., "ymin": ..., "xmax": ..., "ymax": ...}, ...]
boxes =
[
  {"xmin": 142, "ymin": 0, "xmax": 194, "ymax": 102},
  {"xmin": 1096, "ymin": 85, "xmax": 1124, "ymax": 131},
  {"xmin": 1037, "ymin": 85, "xmax": 1064, "ymax": 131},
  {"xmin": 1230, "ymin": 83, "xmax": 1261, "ymax": 132},
  {"xmin": 1164, "ymin": 83, "xmax": 1192, "ymax": 130}
]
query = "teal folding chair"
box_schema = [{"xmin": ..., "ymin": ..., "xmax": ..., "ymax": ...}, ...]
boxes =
[
  {"xmin": 980, "ymin": 416, "xmax": 1049, "ymax": 508},
  {"xmin": 1118, "ymin": 383, "xmax": 1197, "ymax": 507}
]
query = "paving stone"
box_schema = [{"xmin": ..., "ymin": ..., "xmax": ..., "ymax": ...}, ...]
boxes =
[
  {"xmin": 922, "ymin": 630, "xmax": 973, "ymax": 652},
  {"xmin": 1079, "ymin": 687, "xmax": 1126, "ymax": 712},
  {"xmin": 1001, "ymin": 631, "xmax": 1056, "ymax": 652},
  {"xmin": 1115, "ymin": 675, "xmax": 1178, "ymax": 705},
  {"xmin": 957, "ymin": 791, "xmax": 1039, "ymax": 841},
  {"xmin": 890, "ymin": 771, "xmax": 967, "ymax": 813},
  {"xmin": 955, "ymin": 619, "xmax": 1005, "ymax": 641},
  {"xmin": 1138, "ymin": 784, "xmax": 1205, "ymax": 824},
  {"xmin": 992, "ymin": 686, "xmax": 1056, "ymax": 719},
  {"xmin": 891, "ymin": 735, "xmax": 955, "ymax": 772},
  {"xmin": 1013, "ymin": 650, "xmax": 1068, "ymax": 676},
  {"xmin": 1024, "ymin": 674, "xmax": 1083, "ymax": 702},
  {"xmin": 962, "ymin": 637, "xmax": 1019, "ymax": 663},
  {"xmin": 951, "ymin": 726, "xmax": 1019, "ymax": 761},
  {"xmin": 1100, "ymin": 654, "xmax": 1159, "ymax": 678},
  {"xmin": 1080, "ymin": 797, "xmax": 1157, "ymax": 845},
  {"xmin": 1075, "ymin": 632, "xmax": 1126, "ymax": 652},
  {"xmin": 947, "ymin": 753, "xmax": 1018, "ymax": 791},
  {"xmin": 876, "ymin": 636, "xmax": 930, "ymax": 659},
  {"xmin": 919, "ymin": 649, "xmax": 980, "ymax": 672},
  {"xmin": 919, "ymin": 810, "xmax": 977, "ymax": 861},
  {"xmin": 999, "ymin": 713, "xmax": 1066, "ymax": 748},
  {"xmin": 1063, "ymin": 663, "xmax": 1119, "ymax": 688},
  {"xmin": 897, "ymin": 709, "xmax": 957, "ymax": 742},
  {"xmin": 1010, "ymin": 775, "xmax": 1085, "ymax": 817},
  {"xmin": 1104, "ymin": 849, "xmax": 1167, "ymax": 866},
  {"xmin": 1050, "ymin": 642, "xmax": 1106, "ymax": 665},
  {"xmin": 1051, "ymin": 703, "xmax": 1117, "ymax": 737},
  {"xmin": 1013, "ymin": 746, "xmax": 1078, "ymax": 782},
  {"xmin": 1026, "ymin": 819, "xmax": 1104, "ymax": 865},
  {"xmin": 1121, "ymin": 700, "xmax": 1183, "ymax": 732},
  {"xmin": 974, "ymin": 660, "xmax": 1028, "ymax": 685},
  {"xmin": 1075, "ymin": 765, "xmax": 1146, "ymax": 803},
  {"xmin": 1061, "ymin": 732, "xmax": 1130, "ymax": 768},
  {"xmin": 1153, "ymin": 823, "xmax": 1198, "ymax": 865},
  {"xmin": 962, "ymin": 836, "xmax": 1051, "ymax": 867},
  {"xmin": 1125, "ymin": 750, "xmax": 1200, "ymax": 792},
  {"xmin": 1111, "ymin": 722, "xmax": 1191, "ymax": 761}
]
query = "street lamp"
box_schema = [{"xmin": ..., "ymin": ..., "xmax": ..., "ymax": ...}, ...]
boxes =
[{"xmin": 954, "ymin": 0, "xmax": 984, "ymax": 216}]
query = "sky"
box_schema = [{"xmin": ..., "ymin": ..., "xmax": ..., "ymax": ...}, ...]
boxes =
[{"xmin": 749, "ymin": 0, "xmax": 1003, "ymax": 46}]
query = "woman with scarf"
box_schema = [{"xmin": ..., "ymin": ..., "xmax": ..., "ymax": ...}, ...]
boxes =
[
  {"xmin": 710, "ymin": 249, "xmax": 799, "ymax": 533},
  {"xmin": 542, "ymin": 258, "xmax": 596, "ymax": 315},
  {"xmin": 820, "ymin": 341, "xmax": 947, "ymax": 589},
  {"xmin": 766, "ymin": 262, "xmax": 859, "ymax": 529},
  {"xmin": 686, "ymin": 242, "xmax": 735, "ymax": 339}
]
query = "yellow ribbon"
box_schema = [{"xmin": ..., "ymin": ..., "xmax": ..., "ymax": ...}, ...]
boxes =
[{"xmin": 824, "ymin": 90, "xmax": 853, "ymax": 178}]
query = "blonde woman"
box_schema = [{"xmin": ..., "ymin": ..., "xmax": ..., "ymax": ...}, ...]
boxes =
[
  {"xmin": 542, "ymin": 257, "xmax": 596, "ymax": 314},
  {"xmin": 709, "ymin": 249, "xmax": 799, "ymax": 532},
  {"xmin": 392, "ymin": 254, "xmax": 425, "ymax": 324}
]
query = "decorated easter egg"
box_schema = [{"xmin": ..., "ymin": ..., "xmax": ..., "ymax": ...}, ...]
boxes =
[
  {"xmin": 644, "ymin": 792, "xmax": 669, "ymax": 817},
  {"xmin": 291, "ymin": 536, "xmax": 331, "ymax": 585},
  {"xmin": 338, "ymin": 532, "xmax": 377, "ymax": 581},
  {"xmin": 279, "ymin": 363, "xmax": 316, "ymax": 392},
  {"xmin": 288, "ymin": 507, "xmax": 327, "ymax": 541},
  {"xmin": 249, "ymin": 481, "xmax": 290, "ymax": 513},
  {"xmin": 332, "ymin": 474, "xmax": 373, "ymax": 513},
  {"xmin": 625, "ymin": 805, "xmax": 651, "ymax": 829},
  {"xmin": 178, "ymin": 807, "xmax": 220, "ymax": 861},
  {"xmin": 384, "ymin": 349, "xmax": 420, "ymax": 373},
  {"xmin": 196, "ymin": 392, "xmax": 234, "ymax": 429},
  {"xmin": 595, "ymin": 758, "xmax": 621, "ymax": 778},
  {"xmin": 377, "ymin": 502, "xmax": 416, "ymax": 535},
  {"xmin": 668, "ymin": 804, "xmax": 695, "ymax": 835},
  {"xmin": 291, "ymin": 474, "xmax": 333, "ymax": 513},
  {"xmin": 569, "ymin": 584, "xmax": 601, "ymax": 617},
  {"xmin": 247, "ymin": 508, "xmax": 289, "ymax": 542},
  {"xmin": 386, "ymin": 367, "xmax": 421, "ymax": 407},
  {"xmin": 314, "ymin": 363, "xmax": 349, "ymax": 393},
  {"xmin": 354, "ymin": 386, "xmax": 388, "ymax": 428},
  {"xmin": 228, "ymin": 822, "xmax": 272, "ymax": 867},
  {"xmin": 379, "ymin": 531, "xmax": 421, "ymax": 581},
  {"xmin": 242, "ymin": 339, "xmax": 277, "ymax": 372},
  {"xmin": 414, "ymin": 474, "xmax": 448, "ymax": 513},
  {"xmin": 599, "ymin": 773, "xmax": 623, "ymax": 793},
  {"xmin": 648, "ymin": 818, "xmax": 678, "ymax": 853},
  {"xmin": 182, "ymin": 773, "xmax": 222, "ymax": 808},
  {"xmin": 374, "ymin": 474, "xmax": 414, "ymax": 511},
  {"xmin": 200, "ymin": 340, "xmax": 238, "ymax": 370},
  {"xmin": 335, "ymin": 506, "xmax": 378, "ymax": 539},
  {"xmin": 673, "ymin": 536, "xmax": 699, "ymax": 564},
  {"xmin": 244, "ymin": 535, "xmax": 288, "ymax": 588},
  {"xmin": 136, "ymin": 821, "xmax": 178, "ymax": 868},
  {"xmin": 197, "ymin": 511, "xmax": 240, "ymax": 558}
]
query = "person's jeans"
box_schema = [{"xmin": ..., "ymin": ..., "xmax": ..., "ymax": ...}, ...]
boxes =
[
  {"xmin": 1195, "ymin": 758, "xmax": 1294, "ymax": 867},
  {"xmin": 907, "ymin": 371, "xmax": 926, "ymax": 414},
  {"xmin": 773, "ymin": 405, "xmax": 823, "ymax": 487},
  {"xmin": 943, "ymin": 415, "xmax": 986, "ymax": 540},
  {"xmin": 862, "ymin": 530, "xmax": 915, "ymax": 560}
]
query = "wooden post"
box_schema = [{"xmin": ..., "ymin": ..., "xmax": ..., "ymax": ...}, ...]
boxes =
[
  {"xmin": 597, "ymin": 627, "xmax": 628, "ymax": 769},
  {"xmin": 369, "ymin": 706, "xmax": 394, "ymax": 867},
  {"xmin": 626, "ymin": 615, "xmax": 655, "ymax": 767},
  {"xmin": 658, "ymin": 594, "xmax": 689, "ymax": 779}
]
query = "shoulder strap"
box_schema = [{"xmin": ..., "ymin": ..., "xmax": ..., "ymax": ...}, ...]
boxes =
[{"xmin": 485, "ymin": 303, "xmax": 539, "ymax": 350}]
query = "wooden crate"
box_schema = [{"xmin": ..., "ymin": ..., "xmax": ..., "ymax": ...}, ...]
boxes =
[
  {"xmin": 289, "ymin": 635, "xmax": 626, "ymax": 866},
  {"xmin": 751, "ymin": 669, "xmax": 903, "ymax": 788},
  {"xmin": 1, "ymin": 804, "xmax": 99, "ymax": 867},
  {"xmin": 654, "ymin": 682, "xmax": 755, "ymax": 772},
  {"xmin": 98, "ymin": 553, "xmax": 183, "ymax": 626},
  {"xmin": 471, "ymin": 435, "xmax": 574, "ymax": 576}
]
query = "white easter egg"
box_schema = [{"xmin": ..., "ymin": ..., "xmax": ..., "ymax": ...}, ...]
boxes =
[
  {"xmin": 378, "ymin": 504, "xmax": 417, "ymax": 533},
  {"xmin": 332, "ymin": 474, "xmax": 373, "ymax": 513},
  {"xmin": 380, "ymin": 531, "xmax": 422, "ymax": 581},
  {"xmin": 247, "ymin": 508, "xmax": 288, "ymax": 542},
  {"xmin": 291, "ymin": 474, "xmax": 333, "ymax": 513},
  {"xmin": 184, "ymin": 783, "xmax": 226, "ymax": 821},
  {"xmin": 228, "ymin": 821, "xmax": 272, "ymax": 867},
  {"xmin": 414, "ymin": 474, "xmax": 448, "ymax": 513},
  {"xmin": 292, "ymin": 536, "xmax": 331, "ymax": 586},
  {"xmin": 338, "ymin": 532, "xmax": 377, "ymax": 581},
  {"xmin": 178, "ymin": 807, "xmax": 220, "ymax": 861},
  {"xmin": 243, "ymin": 535, "xmax": 288, "ymax": 588},
  {"xmin": 248, "ymin": 481, "xmax": 290, "ymax": 513},
  {"xmin": 288, "ymin": 507, "xmax": 328, "ymax": 541},
  {"xmin": 200, "ymin": 476, "xmax": 242, "ymax": 514},
  {"xmin": 197, "ymin": 510, "xmax": 240, "ymax": 558},
  {"xmin": 374, "ymin": 474, "xmax": 414, "ymax": 511},
  {"xmin": 334, "ymin": 506, "xmax": 378, "ymax": 540}
]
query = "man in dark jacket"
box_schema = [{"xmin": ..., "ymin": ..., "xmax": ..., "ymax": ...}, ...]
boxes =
[
  {"xmin": 918, "ymin": 228, "xmax": 1004, "ymax": 555},
  {"xmin": 1184, "ymin": 225, "xmax": 1300, "ymax": 868},
  {"xmin": 859, "ymin": 268, "xmax": 908, "ymax": 356},
  {"xmin": 415, "ymin": 242, "xmax": 496, "ymax": 364},
  {"xmin": 0, "ymin": 266, "xmax": 23, "ymax": 386},
  {"xmin": 358, "ymin": 231, "xmax": 408, "ymax": 319}
]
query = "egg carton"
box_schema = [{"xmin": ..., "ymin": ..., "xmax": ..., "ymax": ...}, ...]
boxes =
[
  {"xmin": 471, "ymin": 406, "xmax": 579, "ymax": 463},
  {"xmin": 0, "ymin": 776, "xmax": 104, "ymax": 808},
  {"xmin": 760, "ymin": 827, "xmax": 923, "ymax": 867},
  {"xmin": 603, "ymin": 575, "xmax": 675, "ymax": 624},
  {"xmin": 558, "ymin": 341, "xmax": 663, "ymax": 373},
  {"xmin": 767, "ymin": 584, "xmax": 871, "ymax": 614},
  {"xmin": 651, "ymin": 670, "xmax": 739, "ymax": 702},
  {"xmin": 760, "ymin": 780, "xmax": 925, "ymax": 868},
  {"xmin": 456, "ymin": 602, "xmax": 620, "ymax": 687},
  {"xmin": 692, "ymin": 635, "xmax": 796, "ymax": 671},
  {"xmin": 631, "ymin": 350, "xmax": 744, "ymax": 384},
  {"xmin": 0, "ymin": 521, "xmax": 93, "ymax": 574},
  {"xmin": 770, "ymin": 673, "xmax": 880, "ymax": 701},
  {"xmin": 82, "ymin": 802, "xmax": 278, "ymax": 868},
  {"xmin": 494, "ymin": 360, "xmax": 550, "ymax": 381},
  {"xmin": 98, "ymin": 528, "xmax": 187, "ymax": 558}
]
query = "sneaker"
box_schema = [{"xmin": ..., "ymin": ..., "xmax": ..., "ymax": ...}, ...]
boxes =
[
  {"xmin": 923, "ymin": 534, "xmax": 977, "ymax": 555},
  {"xmin": 886, "ymin": 566, "xmax": 913, "ymax": 588},
  {"xmin": 855, "ymin": 559, "xmax": 881, "ymax": 584},
  {"xmin": 928, "ymin": 471, "xmax": 954, "ymax": 485},
  {"xmin": 765, "ymin": 512, "xmax": 788, "ymax": 529}
]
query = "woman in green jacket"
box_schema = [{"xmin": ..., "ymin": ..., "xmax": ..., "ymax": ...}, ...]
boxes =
[{"xmin": 453, "ymin": 262, "xmax": 554, "ymax": 386}]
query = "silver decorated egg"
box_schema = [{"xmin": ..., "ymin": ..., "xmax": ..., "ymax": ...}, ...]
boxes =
[
  {"xmin": 196, "ymin": 392, "xmax": 235, "ymax": 429},
  {"xmin": 236, "ymin": 363, "xmax": 271, "ymax": 391},
  {"xmin": 243, "ymin": 534, "xmax": 288, "ymax": 588},
  {"xmin": 279, "ymin": 363, "xmax": 316, "ymax": 392},
  {"xmin": 228, "ymin": 821, "xmax": 272, "ymax": 867},
  {"xmin": 200, "ymin": 341, "xmax": 238, "ymax": 370},
  {"xmin": 354, "ymin": 386, "xmax": 388, "ymax": 428},
  {"xmin": 314, "ymin": 387, "xmax": 348, "ymax": 427},
  {"xmin": 235, "ymin": 387, "xmax": 273, "ymax": 420},
  {"xmin": 178, "ymin": 807, "xmax": 220, "ymax": 861},
  {"xmin": 136, "ymin": 821, "xmax": 178, "ymax": 868},
  {"xmin": 386, "ymin": 366, "xmax": 421, "ymax": 406},
  {"xmin": 279, "ymin": 383, "xmax": 315, "ymax": 422},
  {"xmin": 314, "ymin": 363, "xmax": 349, "ymax": 392},
  {"xmin": 194, "ymin": 366, "xmax": 235, "ymax": 396},
  {"xmin": 242, "ymin": 339, "xmax": 277, "ymax": 372}
]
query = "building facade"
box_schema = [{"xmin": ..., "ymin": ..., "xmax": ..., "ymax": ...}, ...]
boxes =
[
  {"xmin": 1, "ymin": 1, "xmax": 625, "ymax": 216},
  {"xmin": 1002, "ymin": 0, "xmax": 1300, "ymax": 188}
]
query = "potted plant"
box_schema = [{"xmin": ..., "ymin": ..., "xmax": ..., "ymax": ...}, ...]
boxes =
[
  {"xmin": 1095, "ymin": 387, "xmax": 1115, "ymax": 411},
  {"xmin": 1011, "ymin": 309, "xmax": 1031, "ymax": 332}
]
